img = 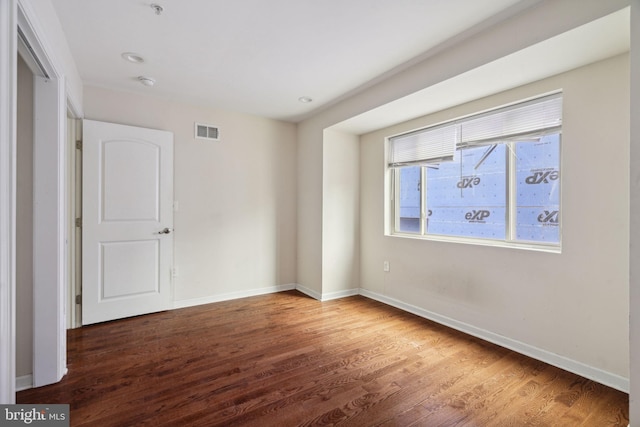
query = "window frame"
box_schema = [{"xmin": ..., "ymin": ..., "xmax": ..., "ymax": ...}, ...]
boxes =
[{"xmin": 386, "ymin": 94, "xmax": 562, "ymax": 253}]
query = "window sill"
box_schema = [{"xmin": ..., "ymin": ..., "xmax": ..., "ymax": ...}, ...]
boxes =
[{"xmin": 386, "ymin": 231, "xmax": 562, "ymax": 254}]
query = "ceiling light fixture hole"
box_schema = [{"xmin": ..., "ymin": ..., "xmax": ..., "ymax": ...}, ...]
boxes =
[
  {"xmin": 137, "ymin": 76, "xmax": 156, "ymax": 87},
  {"xmin": 122, "ymin": 52, "xmax": 144, "ymax": 63},
  {"xmin": 150, "ymin": 3, "xmax": 164, "ymax": 15},
  {"xmin": 298, "ymin": 96, "xmax": 313, "ymax": 104}
]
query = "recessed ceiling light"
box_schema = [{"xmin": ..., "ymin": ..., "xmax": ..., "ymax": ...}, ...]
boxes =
[
  {"xmin": 122, "ymin": 52, "xmax": 144, "ymax": 63},
  {"xmin": 298, "ymin": 96, "xmax": 313, "ymax": 104},
  {"xmin": 137, "ymin": 76, "xmax": 156, "ymax": 87}
]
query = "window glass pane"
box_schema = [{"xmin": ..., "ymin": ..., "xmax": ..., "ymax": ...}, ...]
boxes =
[
  {"xmin": 397, "ymin": 166, "xmax": 421, "ymax": 233},
  {"xmin": 515, "ymin": 134, "xmax": 561, "ymax": 243},
  {"xmin": 426, "ymin": 145, "xmax": 506, "ymax": 239}
]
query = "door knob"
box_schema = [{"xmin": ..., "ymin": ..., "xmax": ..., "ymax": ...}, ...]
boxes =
[{"xmin": 158, "ymin": 228, "xmax": 173, "ymax": 234}]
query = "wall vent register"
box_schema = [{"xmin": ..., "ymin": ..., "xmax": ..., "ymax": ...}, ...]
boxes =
[{"xmin": 195, "ymin": 123, "xmax": 220, "ymax": 141}]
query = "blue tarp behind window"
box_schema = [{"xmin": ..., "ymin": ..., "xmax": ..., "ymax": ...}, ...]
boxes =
[
  {"xmin": 515, "ymin": 135, "xmax": 560, "ymax": 243},
  {"xmin": 427, "ymin": 145, "xmax": 506, "ymax": 239}
]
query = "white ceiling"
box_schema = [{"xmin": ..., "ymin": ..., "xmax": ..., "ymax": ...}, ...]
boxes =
[
  {"xmin": 50, "ymin": 0, "xmax": 537, "ymax": 122},
  {"xmin": 334, "ymin": 7, "xmax": 630, "ymax": 134}
]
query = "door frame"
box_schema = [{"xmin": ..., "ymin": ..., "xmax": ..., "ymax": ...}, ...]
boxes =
[
  {"xmin": 0, "ymin": 0, "xmax": 80, "ymax": 399},
  {"xmin": 68, "ymin": 117, "xmax": 81, "ymax": 329},
  {"xmin": 0, "ymin": 0, "xmax": 18, "ymax": 404},
  {"xmin": 17, "ymin": 1, "xmax": 76, "ymax": 389}
]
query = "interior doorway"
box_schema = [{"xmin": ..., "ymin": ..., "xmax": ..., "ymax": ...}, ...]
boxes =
[
  {"xmin": 13, "ymin": 9, "xmax": 77, "ymax": 390},
  {"xmin": 15, "ymin": 52, "xmax": 34, "ymax": 392}
]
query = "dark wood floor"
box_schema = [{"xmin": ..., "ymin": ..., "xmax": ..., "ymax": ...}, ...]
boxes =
[{"xmin": 18, "ymin": 291, "xmax": 628, "ymax": 426}]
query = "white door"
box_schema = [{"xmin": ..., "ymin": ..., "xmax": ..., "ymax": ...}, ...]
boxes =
[{"xmin": 82, "ymin": 120, "xmax": 173, "ymax": 325}]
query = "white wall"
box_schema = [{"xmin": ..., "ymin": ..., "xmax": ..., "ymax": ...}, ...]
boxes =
[
  {"xmin": 296, "ymin": 0, "xmax": 630, "ymax": 299},
  {"xmin": 296, "ymin": 120, "xmax": 324, "ymax": 297},
  {"xmin": 360, "ymin": 54, "xmax": 629, "ymax": 388},
  {"xmin": 83, "ymin": 86, "xmax": 297, "ymax": 306},
  {"xmin": 322, "ymin": 129, "xmax": 360, "ymax": 299}
]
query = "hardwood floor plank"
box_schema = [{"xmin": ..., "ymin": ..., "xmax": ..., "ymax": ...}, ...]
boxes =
[{"xmin": 17, "ymin": 291, "xmax": 628, "ymax": 426}]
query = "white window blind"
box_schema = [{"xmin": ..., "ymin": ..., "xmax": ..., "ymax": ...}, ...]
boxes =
[
  {"xmin": 388, "ymin": 93, "xmax": 562, "ymax": 167},
  {"xmin": 459, "ymin": 93, "xmax": 562, "ymax": 147},
  {"xmin": 388, "ymin": 123, "xmax": 457, "ymax": 167}
]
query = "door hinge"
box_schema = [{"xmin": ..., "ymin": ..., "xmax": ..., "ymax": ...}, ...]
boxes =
[
  {"xmin": 76, "ymin": 140, "xmax": 82, "ymax": 150},
  {"xmin": 75, "ymin": 294, "xmax": 82, "ymax": 305},
  {"xmin": 75, "ymin": 217, "xmax": 82, "ymax": 227}
]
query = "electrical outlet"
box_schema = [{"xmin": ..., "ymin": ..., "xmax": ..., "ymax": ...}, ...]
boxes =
[
  {"xmin": 172, "ymin": 267, "xmax": 178, "ymax": 278},
  {"xmin": 383, "ymin": 261, "xmax": 390, "ymax": 272}
]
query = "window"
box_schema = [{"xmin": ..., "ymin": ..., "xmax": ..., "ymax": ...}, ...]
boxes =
[{"xmin": 388, "ymin": 93, "xmax": 562, "ymax": 250}]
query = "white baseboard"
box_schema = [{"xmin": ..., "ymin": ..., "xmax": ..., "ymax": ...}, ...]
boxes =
[
  {"xmin": 294, "ymin": 285, "xmax": 359, "ymax": 301},
  {"xmin": 293, "ymin": 284, "xmax": 322, "ymax": 300},
  {"xmin": 319, "ymin": 288, "xmax": 360, "ymax": 301},
  {"xmin": 173, "ymin": 283, "xmax": 296, "ymax": 309},
  {"xmin": 16, "ymin": 374, "xmax": 33, "ymax": 391},
  {"xmin": 358, "ymin": 288, "xmax": 630, "ymax": 393}
]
